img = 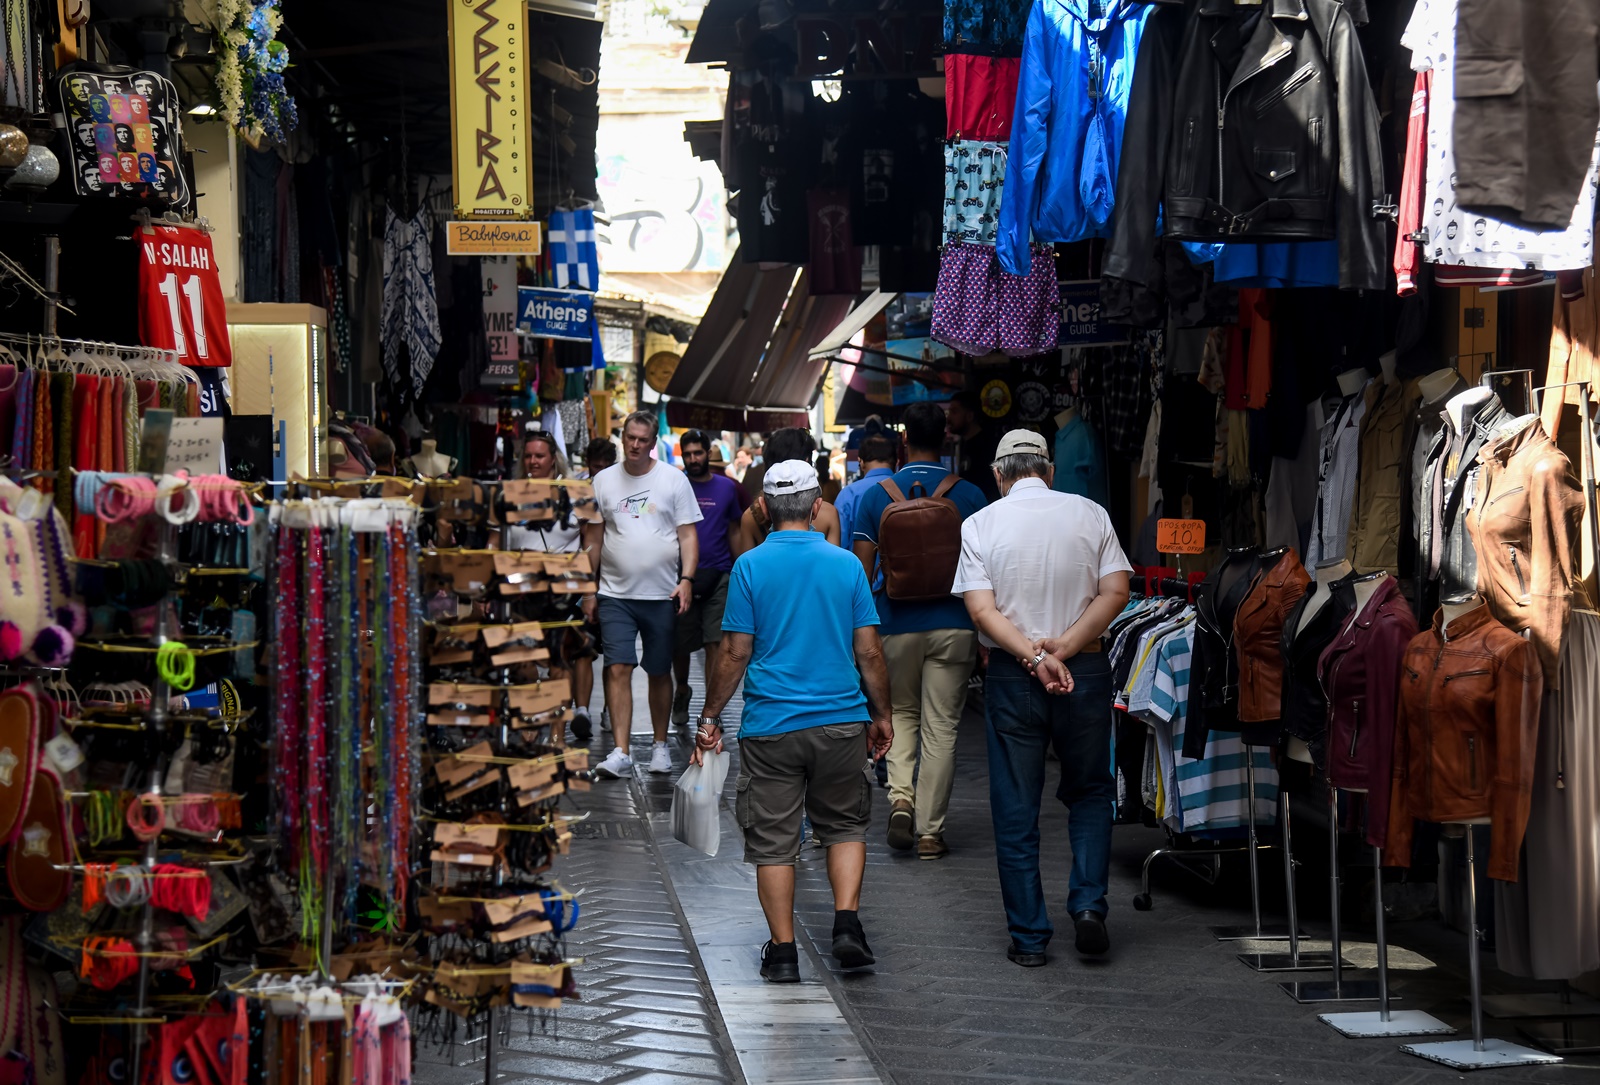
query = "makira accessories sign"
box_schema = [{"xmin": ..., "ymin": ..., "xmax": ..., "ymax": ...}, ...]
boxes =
[{"xmin": 447, "ymin": 0, "xmax": 541, "ymax": 252}]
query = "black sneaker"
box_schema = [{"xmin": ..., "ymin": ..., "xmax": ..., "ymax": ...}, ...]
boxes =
[
  {"xmin": 831, "ymin": 913, "xmax": 875, "ymax": 969},
  {"xmin": 571, "ymin": 709, "xmax": 593, "ymax": 745},
  {"xmin": 760, "ymin": 940, "xmax": 800, "ymax": 983}
]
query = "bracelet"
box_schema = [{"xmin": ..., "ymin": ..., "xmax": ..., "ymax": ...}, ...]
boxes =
[
  {"xmin": 104, "ymin": 865, "xmax": 150, "ymax": 909},
  {"xmin": 126, "ymin": 792, "xmax": 165, "ymax": 841}
]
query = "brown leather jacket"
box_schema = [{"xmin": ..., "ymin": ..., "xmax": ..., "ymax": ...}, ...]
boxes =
[
  {"xmin": 1316, "ymin": 576, "xmax": 1416, "ymax": 849},
  {"xmin": 1385, "ymin": 605, "xmax": 1543, "ymax": 882},
  {"xmin": 1233, "ymin": 549, "xmax": 1310, "ymax": 724},
  {"xmin": 1468, "ymin": 417, "xmax": 1591, "ymax": 688}
]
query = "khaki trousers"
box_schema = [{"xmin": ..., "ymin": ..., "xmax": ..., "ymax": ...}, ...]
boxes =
[{"xmin": 884, "ymin": 628, "xmax": 978, "ymax": 839}]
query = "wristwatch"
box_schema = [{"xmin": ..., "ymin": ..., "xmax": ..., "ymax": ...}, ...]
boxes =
[{"xmin": 698, "ymin": 715, "xmax": 723, "ymax": 730}]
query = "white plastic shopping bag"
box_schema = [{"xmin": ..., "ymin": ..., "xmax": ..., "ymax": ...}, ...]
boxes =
[{"xmin": 671, "ymin": 749, "xmax": 731, "ymax": 856}]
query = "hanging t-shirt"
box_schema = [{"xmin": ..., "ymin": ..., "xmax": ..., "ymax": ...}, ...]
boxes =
[
  {"xmin": 807, "ymin": 188, "xmax": 860, "ymax": 295},
  {"xmin": 1403, "ymin": 0, "xmax": 1599, "ymax": 272},
  {"xmin": 735, "ymin": 79, "xmax": 813, "ymax": 264},
  {"xmin": 590, "ymin": 461, "xmax": 702, "ymax": 600},
  {"xmin": 138, "ymin": 225, "xmax": 232, "ymax": 367}
]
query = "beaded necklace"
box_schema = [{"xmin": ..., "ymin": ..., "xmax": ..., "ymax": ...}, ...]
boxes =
[
  {"xmin": 398, "ymin": 522, "xmax": 422, "ymax": 912},
  {"xmin": 371, "ymin": 526, "xmax": 392, "ymax": 910},
  {"xmin": 273, "ymin": 526, "xmax": 302, "ymax": 858},
  {"xmin": 304, "ymin": 527, "xmax": 328, "ymax": 886}
]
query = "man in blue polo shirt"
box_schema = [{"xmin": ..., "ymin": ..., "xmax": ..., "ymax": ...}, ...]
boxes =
[
  {"xmin": 833, "ymin": 431, "xmax": 897, "ymax": 547},
  {"xmin": 851, "ymin": 400, "xmax": 987, "ymax": 860},
  {"xmin": 693, "ymin": 459, "xmax": 893, "ymax": 984}
]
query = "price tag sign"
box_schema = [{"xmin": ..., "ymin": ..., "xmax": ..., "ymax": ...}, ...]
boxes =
[
  {"xmin": 166, "ymin": 417, "xmax": 224, "ymax": 473},
  {"xmin": 1156, "ymin": 518, "xmax": 1207, "ymax": 555}
]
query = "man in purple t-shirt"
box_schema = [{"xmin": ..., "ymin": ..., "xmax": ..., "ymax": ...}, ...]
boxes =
[{"xmin": 673, "ymin": 430, "xmax": 751, "ymax": 723}]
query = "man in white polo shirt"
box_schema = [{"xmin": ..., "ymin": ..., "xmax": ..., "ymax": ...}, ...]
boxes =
[{"xmin": 952, "ymin": 429, "xmax": 1132, "ymax": 968}]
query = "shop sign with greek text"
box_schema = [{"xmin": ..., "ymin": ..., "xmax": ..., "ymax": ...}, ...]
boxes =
[{"xmin": 448, "ymin": 0, "xmax": 533, "ymax": 220}]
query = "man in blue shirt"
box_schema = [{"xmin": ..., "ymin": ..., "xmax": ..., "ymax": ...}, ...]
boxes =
[
  {"xmin": 694, "ymin": 460, "xmax": 893, "ymax": 984},
  {"xmin": 850, "ymin": 401, "xmax": 987, "ymax": 860},
  {"xmin": 833, "ymin": 433, "xmax": 897, "ymax": 547}
]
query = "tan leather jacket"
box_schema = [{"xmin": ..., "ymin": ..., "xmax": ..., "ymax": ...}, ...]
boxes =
[
  {"xmin": 1385, "ymin": 605, "xmax": 1543, "ymax": 882},
  {"xmin": 1233, "ymin": 549, "xmax": 1310, "ymax": 724},
  {"xmin": 1468, "ymin": 417, "xmax": 1591, "ymax": 688}
]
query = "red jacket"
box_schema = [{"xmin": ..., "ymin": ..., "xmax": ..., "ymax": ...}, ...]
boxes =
[{"xmin": 1316, "ymin": 576, "xmax": 1416, "ymax": 848}]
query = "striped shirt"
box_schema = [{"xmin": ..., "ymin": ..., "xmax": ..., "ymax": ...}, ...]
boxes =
[{"xmin": 1148, "ymin": 625, "xmax": 1279, "ymax": 835}]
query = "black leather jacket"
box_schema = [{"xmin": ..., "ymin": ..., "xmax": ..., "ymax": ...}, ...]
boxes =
[{"xmin": 1105, "ymin": 0, "xmax": 1387, "ymax": 292}]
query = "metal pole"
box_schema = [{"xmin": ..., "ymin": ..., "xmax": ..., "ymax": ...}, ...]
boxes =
[
  {"xmin": 42, "ymin": 236, "xmax": 58, "ymax": 338},
  {"xmin": 1374, "ymin": 845, "xmax": 1391, "ymax": 1022},
  {"xmin": 130, "ymin": 522, "xmax": 177, "ymax": 1076},
  {"xmin": 1466, "ymin": 828, "xmax": 1485, "ymax": 1051},
  {"xmin": 1282, "ymin": 787, "xmax": 1301, "ymax": 964},
  {"xmin": 1246, "ymin": 755, "xmax": 1263, "ymax": 936},
  {"xmin": 1328, "ymin": 785, "xmax": 1343, "ymax": 996}
]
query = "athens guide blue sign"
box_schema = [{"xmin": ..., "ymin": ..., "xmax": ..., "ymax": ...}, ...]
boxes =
[{"xmin": 517, "ymin": 287, "xmax": 594, "ymax": 342}]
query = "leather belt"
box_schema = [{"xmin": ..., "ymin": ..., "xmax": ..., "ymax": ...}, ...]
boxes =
[{"xmin": 1165, "ymin": 196, "xmax": 1331, "ymax": 236}]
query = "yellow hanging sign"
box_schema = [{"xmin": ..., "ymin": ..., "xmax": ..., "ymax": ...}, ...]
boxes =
[{"xmin": 447, "ymin": 0, "xmax": 533, "ymax": 220}]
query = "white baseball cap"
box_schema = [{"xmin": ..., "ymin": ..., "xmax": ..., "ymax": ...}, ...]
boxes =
[
  {"xmin": 992, "ymin": 428, "xmax": 1051, "ymax": 464},
  {"xmin": 763, "ymin": 459, "xmax": 820, "ymax": 495}
]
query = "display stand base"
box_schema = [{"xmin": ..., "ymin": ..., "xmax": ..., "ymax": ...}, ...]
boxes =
[
  {"xmin": 1238, "ymin": 951, "xmax": 1347, "ymax": 973},
  {"xmin": 1482, "ymin": 992, "xmax": 1600, "ymax": 1019},
  {"xmin": 1319, "ymin": 1010, "xmax": 1454, "ymax": 1038},
  {"xmin": 1280, "ymin": 978, "xmax": 1382, "ymax": 1004},
  {"xmin": 1401, "ymin": 1038, "xmax": 1562, "ymax": 1070},
  {"xmin": 1210, "ymin": 923, "xmax": 1303, "ymax": 942},
  {"xmin": 1518, "ymin": 1020, "xmax": 1600, "ymax": 1056}
]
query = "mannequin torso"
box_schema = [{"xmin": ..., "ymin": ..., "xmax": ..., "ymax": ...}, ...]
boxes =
[
  {"xmin": 1336, "ymin": 367, "xmax": 1369, "ymax": 398},
  {"xmin": 407, "ymin": 439, "xmax": 457, "ymax": 479},
  {"xmin": 1297, "ymin": 559, "xmax": 1353, "ymax": 637},
  {"xmin": 1417, "ymin": 367, "xmax": 1460, "ymax": 406}
]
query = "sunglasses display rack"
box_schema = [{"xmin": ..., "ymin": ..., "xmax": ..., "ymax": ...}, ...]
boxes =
[{"xmin": 408, "ymin": 473, "xmax": 600, "ymax": 1076}]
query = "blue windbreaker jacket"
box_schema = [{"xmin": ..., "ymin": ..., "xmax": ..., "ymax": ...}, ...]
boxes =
[{"xmin": 996, "ymin": 0, "xmax": 1153, "ymax": 276}]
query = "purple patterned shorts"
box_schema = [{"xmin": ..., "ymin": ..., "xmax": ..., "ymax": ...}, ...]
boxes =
[{"xmin": 930, "ymin": 242, "xmax": 1060, "ymax": 358}]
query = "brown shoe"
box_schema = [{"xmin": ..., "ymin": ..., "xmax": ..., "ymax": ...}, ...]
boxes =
[
  {"xmin": 916, "ymin": 835, "xmax": 949, "ymax": 861},
  {"xmin": 887, "ymin": 800, "xmax": 914, "ymax": 850}
]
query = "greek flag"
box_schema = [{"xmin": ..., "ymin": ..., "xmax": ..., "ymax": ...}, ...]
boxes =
[{"xmin": 548, "ymin": 208, "xmax": 599, "ymax": 292}]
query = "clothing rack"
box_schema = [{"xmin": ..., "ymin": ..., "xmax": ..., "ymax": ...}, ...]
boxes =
[{"xmin": 1115, "ymin": 576, "xmax": 1284, "ymax": 922}]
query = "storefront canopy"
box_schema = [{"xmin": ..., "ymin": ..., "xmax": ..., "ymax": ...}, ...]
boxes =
[
  {"xmin": 808, "ymin": 290, "xmax": 898, "ymax": 357},
  {"xmin": 664, "ymin": 250, "xmax": 854, "ymax": 424}
]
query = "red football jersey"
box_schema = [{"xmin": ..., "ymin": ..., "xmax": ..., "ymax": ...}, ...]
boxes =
[{"xmin": 138, "ymin": 225, "xmax": 231, "ymax": 367}]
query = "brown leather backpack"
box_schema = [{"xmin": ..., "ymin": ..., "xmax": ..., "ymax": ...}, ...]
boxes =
[{"xmin": 875, "ymin": 475, "xmax": 962, "ymax": 601}]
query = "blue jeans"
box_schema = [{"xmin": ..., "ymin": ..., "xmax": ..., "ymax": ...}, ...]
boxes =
[{"xmin": 985, "ymin": 651, "xmax": 1115, "ymax": 952}]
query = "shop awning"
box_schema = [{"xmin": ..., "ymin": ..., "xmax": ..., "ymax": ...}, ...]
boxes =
[
  {"xmin": 808, "ymin": 290, "xmax": 898, "ymax": 357},
  {"xmin": 664, "ymin": 250, "xmax": 798, "ymax": 407},
  {"xmin": 664, "ymin": 249, "xmax": 856, "ymax": 428}
]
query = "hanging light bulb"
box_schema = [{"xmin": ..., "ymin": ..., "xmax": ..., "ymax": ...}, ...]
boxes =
[
  {"xmin": 7, "ymin": 143, "xmax": 59, "ymax": 191},
  {"xmin": 0, "ymin": 125, "xmax": 26, "ymax": 169}
]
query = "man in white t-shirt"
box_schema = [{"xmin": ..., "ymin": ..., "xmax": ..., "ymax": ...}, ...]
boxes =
[
  {"xmin": 583, "ymin": 411, "xmax": 703, "ymax": 778},
  {"xmin": 952, "ymin": 429, "xmax": 1132, "ymax": 969}
]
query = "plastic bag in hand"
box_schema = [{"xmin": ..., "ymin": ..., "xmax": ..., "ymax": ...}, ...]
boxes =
[{"xmin": 671, "ymin": 749, "xmax": 730, "ymax": 856}]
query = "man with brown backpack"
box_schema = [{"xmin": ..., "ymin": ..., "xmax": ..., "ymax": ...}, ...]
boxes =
[{"xmin": 850, "ymin": 401, "xmax": 988, "ymax": 860}]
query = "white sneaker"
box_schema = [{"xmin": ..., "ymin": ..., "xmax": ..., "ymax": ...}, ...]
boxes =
[
  {"xmin": 595, "ymin": 747, "xmax": 633, "ymax": 779},
  {"xmin": 648, "ymin": 742, "xmax": 673, "ymax": 774}
]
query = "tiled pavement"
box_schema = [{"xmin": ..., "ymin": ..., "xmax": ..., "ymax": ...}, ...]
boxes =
[{"xmin": 418, "ymin": 658, "xmax": 1600, "ymax": 1085}]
